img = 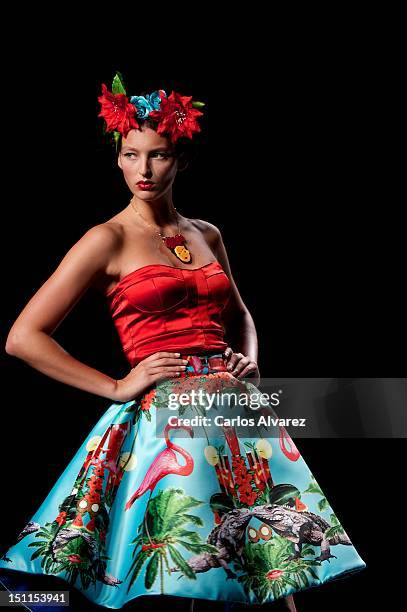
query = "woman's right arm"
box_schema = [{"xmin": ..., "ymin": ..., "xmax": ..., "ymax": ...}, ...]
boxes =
[
  {"xmin": 5, "ymin": 225, "xmax": 188, "ymax": 402},
  {"xmin": 5, "ymin": 225, "xmax": 123, "ymax": 400}
]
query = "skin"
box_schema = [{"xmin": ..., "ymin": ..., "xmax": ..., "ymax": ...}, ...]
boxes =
[
  {"xmin": 5, "ymin": 124, "xmax": 260, "ymax": 403},
  {"xmin": 5, "ymin": 124, "xmax": 296, "ymax": 611}
]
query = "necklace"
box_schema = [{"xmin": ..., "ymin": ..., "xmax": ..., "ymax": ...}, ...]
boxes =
[{"xmin": 130, "ymin": 198, "xmax": 192, "ymax": 263}]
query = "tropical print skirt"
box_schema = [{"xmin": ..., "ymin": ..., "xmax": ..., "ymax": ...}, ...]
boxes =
[{"xmin": 0, "ymin": 351, "xmax": 366, "ymax": 609}]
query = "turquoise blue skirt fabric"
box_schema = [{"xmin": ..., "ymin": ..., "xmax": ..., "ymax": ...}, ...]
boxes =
[{"xmin": 0, "ymin": 356, "xmax": 366, "ymax": 609}]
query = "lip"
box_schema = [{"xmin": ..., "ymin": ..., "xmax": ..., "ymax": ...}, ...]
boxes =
[{"xmin": 137, "ymin": 182, "xmax": 155, "ymax": 190}]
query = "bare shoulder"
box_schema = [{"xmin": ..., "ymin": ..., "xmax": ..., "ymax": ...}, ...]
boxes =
[
  {"xmin": 6, "ymin": 223, "xmax": 126, "ymax": 340},
  {"xmin": 48, "ymin": 222, "xmax": 124, "ymax": 291},
  {"xmin": 78, "ymin": 222, "xmax": 123, "ymax": 261},
  {"xmin": 187, "ymin": 217, "xmax": 222, "ymax": 245},
  {"xmin": 81, "ymin": 222, "xmax": 123, "ymax": 248}
]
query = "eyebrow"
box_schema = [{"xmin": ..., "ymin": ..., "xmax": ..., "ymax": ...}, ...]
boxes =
[{"xmin": 121, "ymin": 146, "xmax": 172, "ymax": 152}]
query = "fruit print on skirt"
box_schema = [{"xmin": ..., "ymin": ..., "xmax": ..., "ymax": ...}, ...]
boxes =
[{"xmin": 0, "ymin": 357, "xmax": 366, "ymax": 609}]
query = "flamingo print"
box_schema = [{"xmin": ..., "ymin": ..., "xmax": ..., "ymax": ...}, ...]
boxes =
[
  {"xmin": 125, "ymin": 421, "xmax": 194, "ymax": 511},
  {"xmin": 279, "ymin": 425, "xmax": 300, "ymax": 461}
]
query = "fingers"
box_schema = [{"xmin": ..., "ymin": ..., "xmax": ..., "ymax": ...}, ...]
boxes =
[
  {"xmin": 223, "ymin": 347, "xmax": 233, "ymax": 361},
  {"xmin": 224, "ymin": 350, "xmax": 259, "ymax": 379},
  {"xmin": 150, "ymin": 368, "xmax": 184, "ymax": 383},
  {"xmin": 237, "ymin": 362, "xmax": 259, "ymax": 379},
  {"xmin": 226, "ymin": 352, "xmax": 244, "ymax": 373},
  {"xmin": 231, "ymin": 355, "xmax": 251, "ymax": 376},
  {"xmin": 145, "ymin": 352, "xmax": 189, "ymax": 369},
  {"xmin": 149, "ymin": 357, "xmax": 189, "ymax": 368},
  {"xmin": 145, "ymin": 351, "xmax": 183, "ymax": 361},
  {"xmin": 151, "ymin": 365, "xmax": 187, "ymax": 375}
]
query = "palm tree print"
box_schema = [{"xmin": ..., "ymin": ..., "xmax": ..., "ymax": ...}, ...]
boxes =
[
  {"xmin": 235, "ymin": 535, "xmax": 322, "ymax": 604},
  {"xmin": 125, "ymin": 487, "xmax": 218, "ymax": 594}
]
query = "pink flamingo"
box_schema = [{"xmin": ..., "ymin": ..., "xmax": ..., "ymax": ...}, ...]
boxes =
[
  {"xmin": 125, "ymin": 421, "xmax": 194, "ymax": 511},
  {"xmin": 279, "ymin": 426, "xmax": 300, "ymax": 461}
]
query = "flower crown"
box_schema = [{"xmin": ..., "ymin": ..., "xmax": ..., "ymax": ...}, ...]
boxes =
[{"xmin": 98, "ymin": 72, "xmax": 205, "ymax": 148}]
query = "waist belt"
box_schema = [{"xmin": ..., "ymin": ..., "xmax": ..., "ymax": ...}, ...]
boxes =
[{"xmin": 178, "ymin": 352, "xmax": 228, "ymax": 377}]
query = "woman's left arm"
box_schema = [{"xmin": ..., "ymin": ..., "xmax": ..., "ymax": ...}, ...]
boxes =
[{"xmin": 205, "ymin": 222, "xmax": 260, "ymax": 383}]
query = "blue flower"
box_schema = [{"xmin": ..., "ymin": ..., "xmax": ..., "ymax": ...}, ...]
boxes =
[{"xmin": 130, "ymin": 90, "xmax": 167, "ymax": 118}]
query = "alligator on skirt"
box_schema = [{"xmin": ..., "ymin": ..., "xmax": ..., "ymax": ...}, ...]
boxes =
[
  {"xmin": 170, "ymin": 503, "xmax": 352, "ymax": 578},
  {"xmin": 171, "ymin": 507, "xmax": 253, "ymax": 579},
  {"xmin": 1, "ymin": 521, "xmax": 121, "ymax": 587},
  {"xmin": 252, "ymin": 503, "xmax": 352, "ymax": 562},
  {"xmin": 0, "ymin": 522, "xmax": 40, "ymax": 563},
  {"xmin": 51, "ymin": 527, "xmax": 122, "ymax": 586}
]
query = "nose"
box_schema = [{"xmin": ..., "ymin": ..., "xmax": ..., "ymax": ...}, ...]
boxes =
[{"xmin": 139, "ymin": 155, "xmax": 153, "ymax": 178}]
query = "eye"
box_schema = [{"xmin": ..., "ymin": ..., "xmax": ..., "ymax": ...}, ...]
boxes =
[
  {"xmin": 123, "ymin": 151, "xmax": 171, "ymax": 159},
  {"xmin": 152, "ymin": 151, "xmax": 171, "ymax": 159}
]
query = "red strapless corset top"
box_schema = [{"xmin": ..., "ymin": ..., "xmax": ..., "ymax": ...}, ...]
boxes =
[{"xmin": 105, "ymin": 261, "xmax": 231, "ymax": 367}]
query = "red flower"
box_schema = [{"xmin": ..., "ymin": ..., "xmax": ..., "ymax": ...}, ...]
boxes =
[
  {"xmin": 88, "ymin": 477, "xmax": 103, "ymax": 492},
  {"xmin": 238, "ymin": 482, "xmax": 253, "ymax": 496},
  {"xmin": 266, "ymin": 569, "xmax": 284, "ymax": 580},
  {"xmin": 54, "ymin": 511, "xmax": 67, "ymax": 526},
  {"xmin": 232, "ymin": 457, "xmax": 245, "ymax": 471},
  {"xmin": 67, "ymin": 554, "xmax": 82, "ymax": 564},
  {"xmin": 163, "ymin": 234, "xmax": 185, "ymax": 249},
  {"xmin": 93, "ymin": 465, "xmax": 105, "ymax": 477},
  {"xmin": 235, "ymin": 472, "xmax": 252, "ymax": 487},
  {"xmin": 98, "ymin": 84, "xmax": 139, "ymax": 137},
  {"xmin": 239, "ymin": 489, "xmax": 258, "ymax": 506},
  {"xmin": 87, "ymin": 491, "xmax": 101, "ymax": 503},
  {"xmin": 141, "ymin": 389, "xmax": 156, "ymax": 411},
  {"xmin": 149, "ymin": 91, "xmax": 203, "ymax": 143}
]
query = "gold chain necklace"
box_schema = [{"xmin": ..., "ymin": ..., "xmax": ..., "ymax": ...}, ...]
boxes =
[{"xmin": 130, "ymin": 198, "xmax": 192, "ymax": 263}]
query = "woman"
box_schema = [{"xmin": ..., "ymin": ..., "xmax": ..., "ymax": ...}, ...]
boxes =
[{"xmin": 0, "ymin": 76, "xmax": 365, "ymax": 611}]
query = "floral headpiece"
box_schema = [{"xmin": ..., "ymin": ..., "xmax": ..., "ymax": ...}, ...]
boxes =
[{"xmin": 98, "ymin": 72, "xmax": 205, "ymax": 148}]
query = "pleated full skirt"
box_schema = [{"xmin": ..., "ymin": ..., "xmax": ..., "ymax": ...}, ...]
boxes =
[{"xmin": 0, "ymin": 368, "xmax": 366, "ymax": 609}]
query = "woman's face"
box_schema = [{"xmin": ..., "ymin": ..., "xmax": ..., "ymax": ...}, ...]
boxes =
[{"xmin": 117, "ymin": 126, "xmax": 179, "ymax": 199}]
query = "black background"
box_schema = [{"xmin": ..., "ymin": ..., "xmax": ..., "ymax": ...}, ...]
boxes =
[{"xmin": 0, "ymin": 34, "xmax": 404, "ymax": 611}]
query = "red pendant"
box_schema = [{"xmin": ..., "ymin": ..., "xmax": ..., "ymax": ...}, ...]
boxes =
[{"xmin": 162, "ymin": 233, "xmax": 192, "ymax": 263}]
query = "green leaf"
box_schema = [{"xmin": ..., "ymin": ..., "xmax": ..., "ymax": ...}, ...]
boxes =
[
  {"xmin": 177, "ymin": 541, "xmax": 216, "ymax": 554},
  {"xmin": 303, "ymin": 482, "xmax": 324, "ymax": 496},
  {"xmin": 144, "ymin": 410, "xmax": 152, "ymax": 422},
  {"xmin": 112, "ymin": 72, "xmax": 126, "ymax": 95},
  {"xmin": 299, "ymin": 570, "xmax": 309, "ymax": 587},
  {"xmin": 145, "ymin": 553, "xmax": 159, "ymax": 589},
  {"xmin": 192, "ymin": 101, "xmax": 205, "ymax": 108},
  {"xmin": 317, "ymin": 498, "xmax": 328, "ymax": 512},
  {"xmin": 30, "ymin": 548, "xmax": 44, "ymax": 561},
  {"xmin": 171, "ymin": 529, "xmax": 201, "ymax": 543},
  {"xmin": 284, "ymin": 576, "xmax": 298, "ymax": 588},
  {"xmin": 163, "ymin": 552, "xmax": 173, "ymax": 576},
  {"xmin": 325, "ymin": 525, "xmax": 344, "ymax": 539},
  {"xmin": 182, "ymin": 514, "xmax": 203, "ymax": 527},
  {"xmin": 113, "ymin": 131, "xmax": 121, "ymax": 151},
  {"xmin": 125, "ymin": 551, "xmax": 149, "ymax": 593},
  {"xmin": 167, "ymin": 544, "xmax": 196, "ymax": 580},
  {"xmin": 35, "ymin": 530, "xmax": 53, "ymax": 539},
  {"xmin": 308, "ymin": 567, "xmax": 320, "ymax": 581},
  {"xmin": 330, "ymin": 513, "xmax": 340, "ymax": 525}
]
